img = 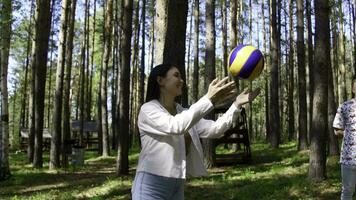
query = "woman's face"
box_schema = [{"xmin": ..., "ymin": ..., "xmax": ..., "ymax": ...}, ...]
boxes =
[{"xmin": 158, "ymin": 67, "xmax": 184, "ymax": 98}]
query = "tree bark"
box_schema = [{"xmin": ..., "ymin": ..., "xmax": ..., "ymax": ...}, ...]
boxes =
[
  {"xmin": 0, "ymin": 0, "xmax": 12, "ymax": 180},
  {"xmin": 101, "ymin": 0, "xmax": 113, "ymax": 157},
  {"xmin": 117, "ymin": 0, "xmax": 133, "ymax": 175},
  {"xmin": 297, "ymin": 0, "xmax": 308, "ymax": 150},
  {"xmin": 33, "ymin": 0, "xmax": 53, "ymax": 168},
  {"xmin": 269, "ymin": 0, "xmax": 280, "ymax": 148},
  {"xmin": 309, "ymin": 0, "xmax": 330, "ymax": 181},
  {"xmin": 288, "ymin": 0, "xmax": 295, "ymax": 141},
  {"xmin": 153, "ymin": 0, "xmax": 189, "ymax": 106},
  {"xmin": 337, "ymin": 0, "xmax": 347, "ymax": 102},
  {"xmin": 193, "ymin": 0, "xmax": 199, "ymax": 102},
  {"xmin": 50, "ymin": 0, "xmax": 70, "ymax": 170},
  {"xmin": 262, "ymin": 0, "xmax": 270, "ymax": 142},
  {"xmin": 306, "ymin": 0, "xmax": 314, "ymax": 144},
  {"xmin": 62, "ymin": 0, "xmax": 77, "ymax": 168},
  {"xmin": 202, "ymin": 0, "xmax": 216, "ymax": 168}
]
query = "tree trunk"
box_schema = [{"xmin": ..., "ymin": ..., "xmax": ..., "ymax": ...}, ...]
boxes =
[
  {"xmin": 309, "ymin": 0, "xmax": 330, "ymax": 181},
  {"xmin": 269, "ymin": 0, "xmax": 280, "ymax": 148},
  {"xmin": 186, "ymin": 0, "xmax": 193, "ymax": 94},
  {"xmin": 62, "ymin": 0, "xmax": 77, "ymax": 168},
  {"xmin": 230, "ymin": 0, "xmax": 240, "ymax": 90},
  {"xmin": 288, "ymin": 0, "xmax": 295, "ymax": 141},
  {"xmin": 0, "ymin": 0, "xmax": 12, "ymax": 180},
  {"xmin": 297, "ymin": 0, "xmax": 308, "ymax": 150},
  {"xmin": 33, "ymin": 0, "xmax": 53, "ymax": 168},
  {"xmin": 221, "ymin": 0, "xmax": 227, "ymax": 77},
  {"xmin": 331, "ymin": 0, "xmax": 339, "ymax": 106},
  {"xmin": 202, "ymin": 0, "xmax": 216, "ymax": 168},
  {"xmin": 262, "ymin": 0, "xmax": 270, "ymax": 142},
  {"xmin": 352, "ymin": 0, "xmax": 356, "ymax": 77},
  {"xmin": 193, "ymin": 0, "xmax": 199, "ymax": 102},
  {"xmin": 50, "ymin": 0, "xmax": 70, "ymax": 170},
  {"xmin": 117, "ymin": 0, "xmax": 133, "ymax": 175},
  {"xmin": 337, "ymin": 0, "xmax": 347, "ymax": 102},
  {"xmin": 111, "ymin": 0, "xmax": 118, "ymax": 150},
  {"xmin": 328, "ymin": 55, "xmax": 339, "ymax": 156},
  {"xmin": 101, "ymin": 0, "xmax": 113, "ymax": 157},
  {"xmin": 20, "ymin": 0, "xmax": 35, "ymax": 133},
  {"xmin": 139, "ymin": 0, "xmax": 146, "ymax": 107},
  {"xmin": 84, "ymin": 0, "xmax": 90, "ymax": 121},
  {"xmin": 306, "ymin": 0, "xmax": 314, "ymax": 144},
  {"xmin": 153, "ymin": 0, "xmax": 189, "ymax": 107}
]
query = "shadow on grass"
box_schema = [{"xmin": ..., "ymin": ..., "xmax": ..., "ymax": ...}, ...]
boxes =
[{"xmin": 186, "ymin": 172, "xmax": 339, "ymax": 200}]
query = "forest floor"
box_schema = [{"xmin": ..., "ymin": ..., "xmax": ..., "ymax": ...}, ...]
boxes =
[{"xmin": 0, "ymin": 141, "xmax": 341, "ymax": 200}]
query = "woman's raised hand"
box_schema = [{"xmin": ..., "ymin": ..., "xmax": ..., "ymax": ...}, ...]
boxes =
[
  {"xmin": 206, "ymin": 77, "xmax": 236, "ymax": 105},
  {"xmin": 234, "ymin": 87, "xmax": 260, "ymax": 108}
]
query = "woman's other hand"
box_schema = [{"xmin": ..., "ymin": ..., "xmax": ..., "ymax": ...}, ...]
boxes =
[
  {"xmin": 234, "ymin": 87, "xmax": 260, "ymax": 108},
  {"xmin": 206, "ymin": 77, "xmax": 235, "ymax": 105}
]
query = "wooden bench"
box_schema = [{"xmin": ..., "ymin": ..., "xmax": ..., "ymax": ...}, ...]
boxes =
[{"xmin": 212, "ymin": 107, "xmax": 251, "ymax": 165}]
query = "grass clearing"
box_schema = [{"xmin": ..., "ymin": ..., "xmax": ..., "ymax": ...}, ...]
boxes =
[{"xmin": 0, "ymin": 142, "xmax": 342, "ymax": 199}]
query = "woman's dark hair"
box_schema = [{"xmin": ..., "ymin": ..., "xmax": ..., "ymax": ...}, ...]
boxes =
[{"xmin": 145, "ymin": 63, "xmax": 176, "ymax": 102}]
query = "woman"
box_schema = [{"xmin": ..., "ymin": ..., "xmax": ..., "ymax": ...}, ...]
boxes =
[
  {"xmin": 132, "ymin": 63, "xmax": 260, "ymax": 200},
  {"xmin": 333, "ymin": 79, "xmax": 356, "ymax": 200}
]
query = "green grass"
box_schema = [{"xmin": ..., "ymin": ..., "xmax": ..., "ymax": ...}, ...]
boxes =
[{"xmin": 0, "ymin": 142, "xmax": 341, "ymax": 200}]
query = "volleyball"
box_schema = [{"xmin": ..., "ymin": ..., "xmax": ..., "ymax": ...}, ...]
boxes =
[{"xmin": 228, "ymin": 44, "xmax": 264, "ymax": 81}]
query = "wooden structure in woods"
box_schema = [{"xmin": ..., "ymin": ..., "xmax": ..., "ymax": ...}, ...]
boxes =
[
  {"xmin": 70, "ymin": 120, "xmax": 99, "ymax": 149},
  {"xmin": 212, "ymin": 106, "xmax": 251, "ymax": 165},
  {"xmin": 20, "ymin": 120, "xmax": 99, "ymax": 150},
  {"xmin": 20, "ymin": 129, "xmax": 52, "ymax": 150}
]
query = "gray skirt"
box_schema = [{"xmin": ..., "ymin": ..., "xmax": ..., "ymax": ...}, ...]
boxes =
[{"xmin": 131, "ymin": 171, "xmax": 185, "ymax": 200}]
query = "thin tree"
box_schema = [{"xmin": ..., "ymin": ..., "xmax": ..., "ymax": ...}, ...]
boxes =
[
  {"xmin": 51, "ymin": 0, "xmax": 70, "ymax": 169},
  {"xmin": 309, "ymin": 0, "xmax": 330, "ymax": 181},
  {"xmin": 328, "ymin": 53, "xmax": 339, "ymax": 156},
  {"xmin": 287, "ymin": 0, "xmax": 295, "ymax": 141},
  {"xmin": 202, "ymin": 0, "xmax": 216, "ymax": 168},
  {"xmin": 33, "ymin": 0, "xmax": 53, "ymax": 168},
  {"xmin": 331, "ymin": 0, "xmax": 339, "ymax": 105},
  {"xmin": 269, "ymin": 0, "xmax": 281, "ymax": 148},
  {"xmin": 20, "ymin": 0, "xmax": 34, "ymax": 137},
  {"xmin": 297, "ymin": 0, "xmax": 307, "ymax": 150},
  {"xmin": 230, "ymin": 0, "xmax": 239, "ymax": 90},
  {"xmin": 62, "ymin": 0, "xmax": 77, "ymax": 167},
  {"xmin": 0, "ymin": 0, "xmax": 12, "ymax": 180},
  {"xmin": 193, "ymin": 0, "xmax": 199, "ymax": 102},
  {"xmin": 139, "ymin": 0, "xmax": 146, "ymax": 107},
  {"xmin": 262, "ymin": 0, "xmax": 270, "ymax": 142},
  {"xmin": 337, "ymin": 0, "xmax": 347, "ymax": 102},
  {"xmin": 306, "ymin": 0, "xmax": 314, "ymax": 142},
  {"xmin": 111, "ymin": 0, "xmax": 118, "ymax": 150},
  {"xmin": 352, "ymin": 0, "xmax": 355, "ymax": 76},
  {"xmin": 186, "ymin": 0, "xmax": 193, "ymax": 93},
  {"xmin": 101, "ymin": 0, "xmax": 113, "ymax": 157},
  {"xmin": 221, "ymin": 0, "xmax": 227, "ymax": 77},
  {"xmin": 117, "ymin": 0, "xmax": 133, "ymax": 175}
]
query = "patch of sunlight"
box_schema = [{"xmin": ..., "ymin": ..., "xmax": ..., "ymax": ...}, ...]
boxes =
[
  {"xmin": 86, "ymin": 155, "xmax": 116, "ymax": 163},
  {"xmin": 74, "ymin": 177, "xmax": 132, "ymax": 199},
  {"xmin": 19, "ymin": 182, "xmax": 69, "ymax": 193}
]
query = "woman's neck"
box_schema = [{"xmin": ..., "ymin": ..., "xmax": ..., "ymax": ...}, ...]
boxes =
[{"xmin": 159, "ymin": 94, "xmax": 175, "ymax": 110}]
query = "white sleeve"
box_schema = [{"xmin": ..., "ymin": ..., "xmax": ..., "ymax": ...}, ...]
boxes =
[
  {"xmin": 138, "ymin": 95, "xmax": 214, "ymax": 136},
  {"xmin": 333, "ymin": 104, "xmax": 345, "ymax": 130},
  {"xmin": 195, "ymin": 103, "xmax": 241, "ymax": 138}
]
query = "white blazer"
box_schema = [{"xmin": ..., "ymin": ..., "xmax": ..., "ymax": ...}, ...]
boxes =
[{"xmin": 136, "ymin": 95, "xmax": 240, "ymax": 179}]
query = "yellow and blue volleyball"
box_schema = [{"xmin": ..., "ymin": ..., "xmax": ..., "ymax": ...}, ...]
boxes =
[{"xmin": 228, "ymin": 44, "xmax": 264, "ymax": 81}]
